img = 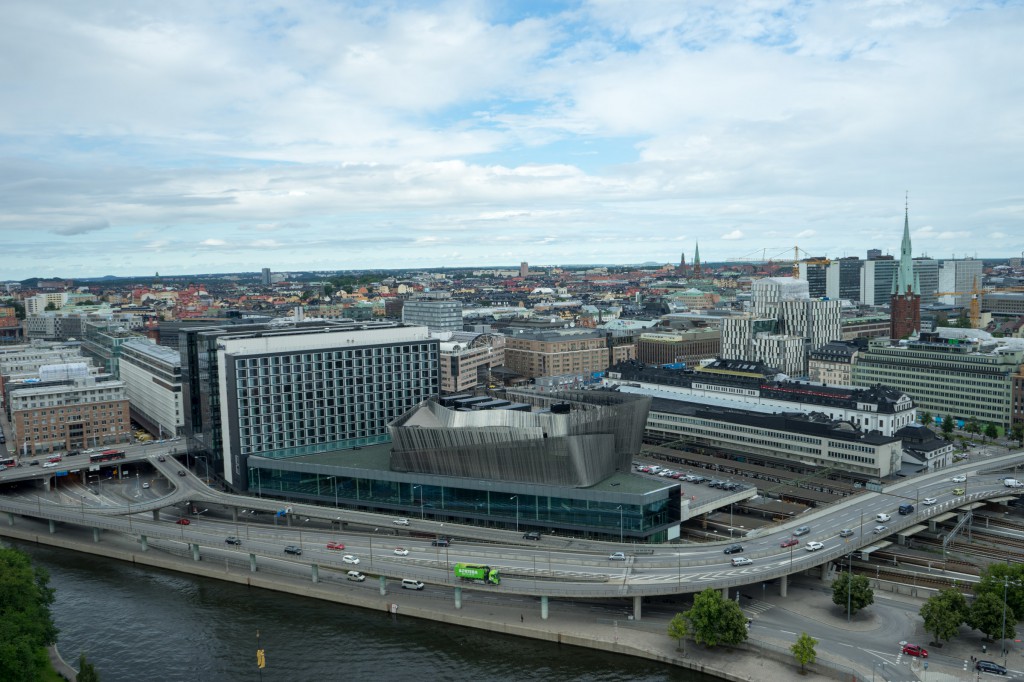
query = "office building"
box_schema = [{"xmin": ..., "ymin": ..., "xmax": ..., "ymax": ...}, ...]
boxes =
[
  {"xmin": 261, "ymin": 268, "xmax": 271, "ymax": 286},
  {"xmin": 636, "ymin": 330, "xmax": 721, "ymax": 367},
  {"xmin": 402, "ymin": 298, "xmax": 463, "ymax": 333},
  {"xmin": 119, "ymin": 339, "xmax": 184, "ymax": 438},
  {"xmin": 438, "ymin": 331, "xmax": 505, "ymax": 393},
  {"xmin": 861, "ymin": 257, "xmax": 897, "ymax": 307},
  {"xmin": 503, "ymin": 329, "xmax": 609, "ymax": 379},
  {"xmin": 912, "ymin": 259, "xmax": 939, "ymax": 306},
  {"xmin": 938, "ymin": 258, "xmax": 983, "ymax": 307},
  {"xmin": 520, "ymin": 262, "xmax": 529, "ymax": 278},
  {"xmin": 826, "ymin": 257, "xmax": 863, "ymax": 302}
]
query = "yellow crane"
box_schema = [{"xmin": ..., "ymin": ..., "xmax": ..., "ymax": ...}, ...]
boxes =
[{"xmin": 935, "ymin": 279, "xmax": 1024, "ymax": 329}]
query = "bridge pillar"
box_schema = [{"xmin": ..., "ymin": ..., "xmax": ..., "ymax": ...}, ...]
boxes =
[
  {"xmin": 7, "ymin": 512, "xmax": 13, "ymax": 526},
  {"xmin": 820, "ymin": 564, "xmax": 828, "ymax": 581},
  {"xmin": 191, "ymin": 543, "xmax": 200, "ymax": 561},
  {"xmin": 633, "ymin": 595, "xmax": 642, "ymax": 621},
  {"xmin": 231, "ymin": 507, "xmax": 238, "ymax": 523},
  {"xmin": 311, "ymin": 564, "xmax": 319, "ymax": 584},
  {"xmin": 249, "ymin": 554, "xmax": 257, "ymax": 572},
  {"xmin": 722, "ymin": 587, "xmax": 729, "ymax": 599},
  {"xmin": 779, "ymin": 575, "xmax": 788, "ymax": 597},
  {"xmin": 48, "ymin": 519, "xmax": 55, "ymax": 534},
  {"xmin": 140, "ymin": 535, "xmax": 148, "ymax": 551},
  {"xmin": 454, "ymin": 587, "xmax": 462, "ymax": 610},
  {"xmin": 93, "ymin": 528, "xmax": 101, "ymax": 542},
  {"xmin": 541, "ymin": 595, "xmax": 549, "ymax": 620},
  {"xmin": 379, "ymin": 575, "xmax": 387, "ymax": 596},
  {"xmin": 152, "ymin": 510, "xmax": 160, "ymax": 521}
]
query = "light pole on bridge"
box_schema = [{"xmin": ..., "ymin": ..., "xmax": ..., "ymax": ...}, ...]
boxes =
[{"xmin": 510, "ymin": 496, "xmax": 519, "ymax": 533}]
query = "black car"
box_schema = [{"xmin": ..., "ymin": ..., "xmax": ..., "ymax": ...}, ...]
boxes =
[
  {"xmin": 523, "ymin": 531, "xmax": 542, "ymax": 541},
  {"xmin": 158, "ymin": 455, "xmax": 166, "ymax": 462},
  {"xmin": 723, "ymin": 544, "xmax": 744, "ymax": 554},
  {"xmin": 431, "ymin": 539, "xmax": 450, "ymax": 547},
  {"xmin": 283, "ymin": 545, "xmax": 302, "ymax": 555},
  {"xmin": 975, "ymin": 660, "xmax": 1007, "ymax": 675},
  {"xmin": 225, "ymin": 536, "xmax": 241, "ymax": 545},
  {"xmin": 177, "ymin": 470, "xmax": 186, "ymax": 477}
]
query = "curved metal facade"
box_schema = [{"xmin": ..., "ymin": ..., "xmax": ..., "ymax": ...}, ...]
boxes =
[{"xmin": 389, "ymin": 389, "xmax": 650, "ymax": 487}]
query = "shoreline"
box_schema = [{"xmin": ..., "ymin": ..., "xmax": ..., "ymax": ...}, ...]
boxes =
[{"xmin": 1, "ymin": 523, "xmax": 848, "ymax": 682}]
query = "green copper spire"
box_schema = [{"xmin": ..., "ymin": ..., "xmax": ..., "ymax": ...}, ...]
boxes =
[{"xmin": 895, "ymin": 195, "xmax": 914, "ymax": 294}]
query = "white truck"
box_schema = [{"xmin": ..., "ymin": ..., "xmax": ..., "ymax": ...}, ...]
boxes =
[{"xmin": 1003, "ymin": 478, "xmax": 1024, "ymax": 488}]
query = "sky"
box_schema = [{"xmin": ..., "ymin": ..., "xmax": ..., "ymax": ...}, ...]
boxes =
[{"xmin": 2, "ymin": 0, "xmax": 1023, "ymax": 280}]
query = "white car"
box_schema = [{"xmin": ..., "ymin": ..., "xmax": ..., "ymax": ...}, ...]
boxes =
[
  {"xmin": 874, "ymin": 525, "xmax": 889, "ymax": 534},
  {"xmin": 142, "ymin": 482, "xmax": 150, "ymax": 489},
  {"xmin": 731, "ymin": 556, "xmax": 753, "ymax": 566},
  {"xmin": 392, "ymin": 518, "xmax": 410, "ymax": 526},
  {"xmin": 922, "ymin": 497, "xmax": 937, "ymax": 505},
  {"xmin": 342, "ymin": 555, "xmax": 360, "ymax": 565},
  {"xmin": 805, "ymin": 541, "xmax": 824, "ymax": 552},
  {"xmin": 393, "ymin": 547, "xmax": 409, "ymax": 556},
  {"xmin": 950, "ymin": 474, "xmax": 966, "ymax": 483}
]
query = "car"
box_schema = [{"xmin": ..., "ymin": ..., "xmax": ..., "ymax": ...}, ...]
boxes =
[
  {"xmin": 68, "ymin": 450, "xmax": 81, "ymax": 456},
  {"xmin": 975, "ymin": 660, "xmax": 1007, "ymax": 674},
  {"xmin": 901, "ymin": 643, "xmax": 928, "ymax": 658},
  {"xmin": 157, "ymin": 455, "xmax": 166, "ymax": 462},
  {"xmin": 346, "ymin": 570, "xmax": 365, "ymax": 582},
  {"xmin": 225, "ymin": 536, "xmax": 241, "ymax": 545},
  {"xmin": 175, "ymin": 518, "xmax": 190, "ymax": 525},
  {"xmin": 326, "ymin": 542, "xmax": 346, "ymax": 551},
  {"xmin": 873, "ymin": 525, "xmax": 889, "ymax": 534},
  {"xmin": 839, "ymin": 528, "xmax": 855, "ymax": 538},
  {"xmin": 393, "ymin": 517, "xmax": 410, "ymax": 526},
  {"xmin": 805, "ymin": 541, "xmax": 824, "ymax": 551},
  {"xmin": 723, "ymin": 544, "xmax": 744, "ymax": 554},
  {"xmin": 793, "ymin": 526, "xmax": 810, "ymax": 536},
  {"xmin": 431, "ymin": 538, "xmax": 450, "ymax": 547},
  {"xmin": 342, "ymin": 555, "xmax": 360, "ymax": 565},
  {"xmin": 953, "ymin": 487, "xmax": 965, "ymax": 496},
  {"xmin": 875, "ymin": 513, "xmax": 891, "ymax": 522},
  {"xmin": 523, "ymin": 531, "xmax": 542, "ymax": 541},
  {"xmin": 83, "ymin": 449, "xmax": 94, "ymax": 454},
  {"xmin": 142, "ymin": 482, "xmax": 150, "ymax": 489},
  {"xmin": 922, "ymin": 497, "xmax": 937, "ymax": 505},
  {"xmin": 731, "ymin": 556, "xmax": 753, "ymax": 566},
  {"xmin": 393, "ymin": 547, "xmax": 409, "ymax": 556},
  {"xmin": 177, "ymin": 470, "xmax": 186, "ymax": 477},
  {"xmin": 951, "ymin": 474, "xmax": 967, "ymax": 483},
  {"xmin": 608, "ymin": 552, "xmax": 627, "ymax": 561},
  {"xmin": 29, "ymin": 460, "xmax": 39, "ymax": 466},
  {"xmin": 284, "ymin": 545, "xmax": 302, "ymax": 555},
  {"xmin": 780, "ymin": 537, "xmax": 799, "ymax": 548}
]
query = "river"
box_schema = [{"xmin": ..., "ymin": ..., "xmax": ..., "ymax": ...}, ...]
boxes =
[{"xmin": 11, "ymin": 540, "xmax": 717, "ymax": 682}]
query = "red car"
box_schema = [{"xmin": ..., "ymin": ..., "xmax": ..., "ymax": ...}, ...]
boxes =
[
  {"xmin": 326, "ymin": 542, "xmax": 345, "ymax": 550},
  {"xmin": 780, "ymin": 537, "xmax": 799, "ymax": 548},
  {"xmin": 902, "ymin": 644, "xmax": 928, "ymax": 658},
  {"xmin": 175, "ymin": 518, "xmax": 190, "ymax": 525}
]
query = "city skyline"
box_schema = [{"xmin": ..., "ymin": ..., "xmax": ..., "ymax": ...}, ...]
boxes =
[{"xmin": 3, "ymin": 1, "xmax": 1023, "ymax": 280}]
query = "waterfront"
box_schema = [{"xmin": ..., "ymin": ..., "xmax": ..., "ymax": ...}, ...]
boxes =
[{"xmin": 13, "ymin": 540, "xmax": 716, "ymax": 682}]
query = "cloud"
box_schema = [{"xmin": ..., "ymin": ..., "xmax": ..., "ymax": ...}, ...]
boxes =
[
  {"xmin": 200, "ymin": 238, "xmax": 227, "ymax": 247},
  {"xmin": 795, "ymin": 229, "xmax": 816, "ymax": 239},
  {"xmin": 721, "ymin": 230, "xmax": 744, "ymax": 240},
  {"xmin": 52, "ymin": 218, "xmax": 109, "ymax": 236}
]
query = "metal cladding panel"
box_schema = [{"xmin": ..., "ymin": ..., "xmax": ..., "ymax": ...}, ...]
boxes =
[{"xmin": 390, "ymin": 433, "xmax": 618, "ymax": 487}]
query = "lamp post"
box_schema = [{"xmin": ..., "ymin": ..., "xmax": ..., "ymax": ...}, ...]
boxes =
[
  {"xmin": 332, "ymin": 476, "xmax": 339, "ymax": 508},
  {"xmin": 510, "ymin": 496, "xmax": 519, "ymax": 533},
  {"xmin": 847, "ymin": 553, "xmax": 853, "ymax": 623},
  {"xmin": 1002, "ymin": 576, "xmax": 1009, "ymax": 665},
  {"xmin": 413, "ymin": 485, "xmax": 424, "ymax": 519},
  {"xmin": 616, "ymin": 505, "xmax": 623, "ymax": 544}
]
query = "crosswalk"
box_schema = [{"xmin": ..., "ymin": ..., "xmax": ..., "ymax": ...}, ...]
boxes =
[{"xmin": 743, "ymin": 600, "xmax": 774, "ymax": 618}]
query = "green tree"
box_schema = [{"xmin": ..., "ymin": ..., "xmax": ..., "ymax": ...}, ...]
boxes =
[
  {"xmin": 831, "ymin": 571, "xmax": 874, "ymax": 617},
  {"xmin": 920, "ymin": 588, "xmax": 968, "ymax": 644},
  {"xmin": 984, "ymin": 423, "xmax": 999, "ymax": 442},
  {"xmin": 684, "ymin": 588, "xmax": 749, "ymax": 648},
  {"xmin": 791, "ymin": 632, "xmax": 818, "ymax": 674},
  {"xmin": 919, "ymin": 411, "xmax": 933, "ymax": 428},
  {"xmin": 941, "ymin": 415, "xmax": 955, "ymax": 438},
  {"xmin": 1011, "ymin": 423, "xmax": 1024, "ymax": 448},
  {"xmin": 965, "ymin": 417, "xmax": 981, "ymax": 438},
  {"xmin": 667, "ymin": 612, "xmax": 691, "ymax": 655},
  {"xmin": 975, "ymin": 563, "xmax": 1024, "ymax": 620},
  {"xmin": 77, "ymin": 653, "xmax": 100, "ymax": 682},
  {"xmin": 0, "ymin": 547, "xmax": 59, "ymax": 682},
  {"xmin": 967, "ymin": 592, "xmax": 1015, "ymax": 641}
]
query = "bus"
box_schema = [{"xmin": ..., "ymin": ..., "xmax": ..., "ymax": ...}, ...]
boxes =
[
  {"xmin": 90, "ymin": 450, "xmax": 126, "ymax": 463},
  {"xmin": 0, "ymin": 456, "xmax": 15, "ymax": 468},
  {"xmin": 452, "ymin": 563, "xmax": 500, "ymax": 585}
]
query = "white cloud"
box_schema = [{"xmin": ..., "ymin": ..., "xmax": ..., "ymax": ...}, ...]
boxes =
[
  {"xmin": 201, "ymin": 239, "xmax": 227, "ymax": 247},
  {"xmin": 721, "ymin": 230, "xmax": 744, "ymax": 240}
]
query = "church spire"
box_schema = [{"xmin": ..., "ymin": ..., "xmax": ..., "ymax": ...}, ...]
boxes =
[
  {"xmin": 693, "ymin": 241, "xmax": 702, "ymax": 278},
  {"xmin": 895, "ymin": 192, "xmax": 914, "ymax": 294}
]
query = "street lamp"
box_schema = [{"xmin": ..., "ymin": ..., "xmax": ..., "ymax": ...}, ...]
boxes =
[
  {"xmin": 616, "ymin": 505, "xmax": 623, "ymax": 544},
  {"xmin": 847, "ymin": 554, "xmax": 853, "ymax": 623},
  {"xmin": 413, "ymin": 485, "xmax": 424, "ymax": 519},
  {"xmin": 510, "ymin": 496, "xmax": 519, "ymax": 533}
]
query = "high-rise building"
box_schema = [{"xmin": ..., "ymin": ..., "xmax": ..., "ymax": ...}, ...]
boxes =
[
  {"xmin": 937, "ymin": 258, "xmax": 983, "ymax": 307},
  {"xmin": 119, "ymin": 339, "xmax": 184, "ymax": 438},
  {"xmin": 826, "ymin": 257, "xmax": 863, "ymax": 302},
  {"xmin": 912, "ymin": 258, "xmax": 939, "ymax": 306},
  {"xmin": 261, "ymin": 268, "xmax": 271, "ymax": 286},
  {"xmin": 181, "ymin": 320, "xmax": 440, "ymax": 490},
  {"xmin": 861, "ymin": 257, "xmax": 897, "ymax": 306},
  {"xmin": 797, "ymin": 262, "xmax": 828, "ymax": 298},
  {"xmin": 519, "ymin": 262, "xmax": 528, "ymax": 278},
  {"xmin": 867, "ymin": 249, "xmax": 882, "ymax": 260},
  {"xmin": 890, "ymin": 205, "xmax": 921, "ymax": 339}
]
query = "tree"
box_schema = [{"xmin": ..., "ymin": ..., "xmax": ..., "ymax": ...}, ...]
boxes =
[
  {"xmin": 0, "ymin": 547, "xmax": 59, "ymax": 682},
  {"xmin": 684, "ymin": 588, "xmax": 749, "ymax": 648},
  {"xmin": 77, "ymin": 653, "xmax": 100, "ymax": 682},
  {"xmin": 920, "ymin": 588, "xmax": 968, "ymax": 644},
  {"xmin": 831, "ymin": 571, "xmax": 874, "ymax": 617},
  {"xmin": 975, "ymin": 563, "xmax": 1024, "ymax": 621},
  {"xmin": 791, "ymin": 632, "xmax": 818, "ymax": 674},
  {"xmin": 984, "ymin": 423, "xmax": 999, "ymax": 443},
  {"xmin": 919, "ymin": 411, "xmax": 933, "ymax": 428},
  {"xmin": 667, "ymin": 612, "xmax": 691, "ymax": 655},
  {"xmin": 1011, "ymin": 423, "xmax": 1024, "ymax": 448},
  {"xmin": 965, "ymin": 417, "xmax": 981, "ymax": 438},
  {"xmin": 967, "ymin": 592, "xmax": 1015, "ymax": 641},
  {"xmin": 941, "ymin": 415, "xmax": 955, "ymax": 438}
]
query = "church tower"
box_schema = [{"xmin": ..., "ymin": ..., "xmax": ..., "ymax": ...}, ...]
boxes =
[
  {"xmin": 889, "ymin": 197, "xmax": 921, "ymax": 339},
  {"xmin": 692, "ymin": 242, "xmax": 702, "ymax": 279}
]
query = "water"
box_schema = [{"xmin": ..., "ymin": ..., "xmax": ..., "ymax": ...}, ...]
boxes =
[{"xmin": 12, "ymin": 541, "xmax": 714, "ymax": 682}]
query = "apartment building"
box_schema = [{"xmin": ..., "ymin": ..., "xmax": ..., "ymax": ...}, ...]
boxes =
[
  {"xmin": 636, "ymin": 330, "xmax": 721, "ymax": 367},
  {"xmin": 119, "ymin": 339, "xmax": 184, "ymax": 438},
  {"xmin": 438, "ymin": 331, "xmax": 505, "ymax": 393},
  {"xmin": 503, "ymin": 329, "xmax": 609, "ymax": 379}
]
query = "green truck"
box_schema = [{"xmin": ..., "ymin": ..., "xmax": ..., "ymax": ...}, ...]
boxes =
[{"xmin": 453, "ymin": 563, "xmax": 500, "ymax": 585}]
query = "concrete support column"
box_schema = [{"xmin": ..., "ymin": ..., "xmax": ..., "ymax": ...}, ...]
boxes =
[
  {"xmin": 633, "ymin": 596, "xmax": 642, "ymax": 621},
  {"xmin": 311, "ymin": 564, "xmax": 319, "ymax": 584},
  {"xmin": 820, "ymin": 563, "xmax": 828, "ymax": 581},
  {"xmin": 152, "ymin": 510, "xmax": 160, "ymax": 521},
  {"xmin": 379, "ymin": 575, "xmax": 387, "ymax": 596},
  {"xmin": 541, "ymin": 595, "xmax": 549, "ymax": 621},
  {"xmin": 7, "ymin": 512, "xmax": 13, "ymax": 526},
  {"xmin": 48, "ymin": 519, "xmax": 55, "ymax": 534},
  {"xmin": 779, "ymin": 574, "xmax": 788, "ymax": 597},
  {"xmin": 454, "ymin": 586, "xmax": 462, "ymax": 610},
  {"xmin": 93, "ymin": 528, "xmax": 100, "ymax": 543},
  {"xmin": 249, "ymin": 554, "xmax": 257, "ymax": 573},
  {"xmin": 231, "ymin": 507, "xmax": 238, "ymax": 523},
  {"xmin": 286, "ymin": 515, "xmax": 292, "ymax": 527},
  {"xmin": 191, "ymin": 543, "xmax": 200, "ymax": 562},
  {"xmin": 722, "ymin": 587, "xmax": 729, "ymax": 599},
  {"xmin": 140, "ymin": 535, "xmax": 148, "ymax": 551}
]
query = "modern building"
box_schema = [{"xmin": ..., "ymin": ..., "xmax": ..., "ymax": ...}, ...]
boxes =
[
  {"xmin": 840, "ymin": 315, "xmax": 890, "ymax": 341},
  {"xmin": 402, "ymin": 298, "xmax": 463, "ymax": 333},
  {"xmin": 912, "ymin": 258, "xmax": 940, "ymax": 307},
  {"xmin": 851, "ymin": 333, "xmax": 1024, "ymax": 429},
  {"xmin": 119, "ymin": 339, "xmax": 184, "ymax": 438},
  {"xmin": 636, "ymin": 330, "xmax": 721, "ymax": 367},
  {"xmin": 181, "ymin": 320, "xmax": 440, "ymax": 491},
  {"xmin": 503, "ymin": 329, "xmax": 609, "ymax": 379},
  {"xmin": 519, "ymin": 262, "xmax": 529, "ymax": 278},
  {"xmin": 826, "ymin": 257, "xmax": 863, "ymax": 302},
  {"xmin": 604, "ymin": 358, "xmax": 916, "ymax": 437},
  {"xmin": 861, "ymin": 257, "xmax": 897, "ymax": 307},
  {"xmin": 0, "ymin": 307, "xmax": 20, "ymax": 343},
  {"xmin": 438, "ymin": 331, "xmax": 505, "ymax": 394},
  {"xmin": 984, "ymin": 292, "xmax": 1024, "ymax": 318},
  {"xmin": 0, "ymin": 341, "xmax": 91, "ymax": 407},
  {"xmin": 7, "ymin": 367, "xmax": 130, "ymax": 456},
  {"xmin": 938, "ymin": 258, "xmax": 983, "ymax": 307},
  {"xmin": 261, "ymin": 268, "xmax": 272, "ymax": 286}
]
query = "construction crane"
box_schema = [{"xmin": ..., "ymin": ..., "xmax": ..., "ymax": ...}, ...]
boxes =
[
  {"xmin": 934, "ymin": 278, "xmax": 1024, "ymax": 329},
  {"xmin": 791, "ymin": 246, "xmax": 830, "ymax": 279}
]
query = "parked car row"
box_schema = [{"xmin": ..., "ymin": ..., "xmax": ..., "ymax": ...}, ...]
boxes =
[{"xmin": 633, "ymin": 465, "xmax": 746, "ymax": 491}]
